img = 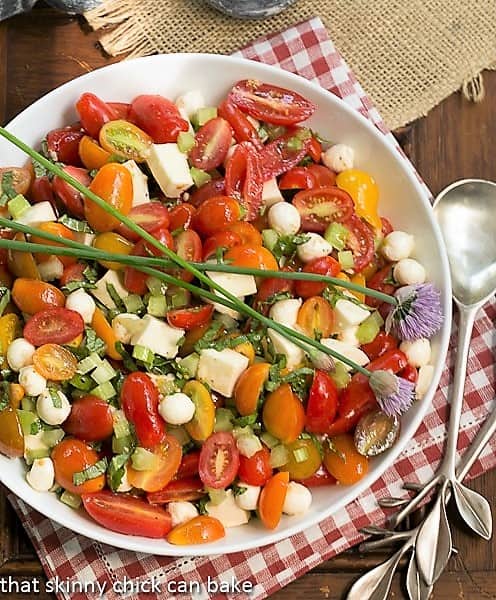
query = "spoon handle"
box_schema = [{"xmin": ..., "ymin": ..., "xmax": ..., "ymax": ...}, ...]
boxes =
[{"xmin": 457, "ymin": 402, "xmax": 496, "ymax": 480}]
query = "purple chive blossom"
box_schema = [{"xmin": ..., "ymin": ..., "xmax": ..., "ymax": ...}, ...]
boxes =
[
  {"xmin": 369, "ymin": 370, "xmax": 415, "ymax": 417},
  {"xmin": 385, "ymin": 283, "xmax": 443, "ymax": 341}
]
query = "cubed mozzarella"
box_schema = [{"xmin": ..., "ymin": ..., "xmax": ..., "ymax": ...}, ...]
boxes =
[
  {"xmin": 337, "ymin": 326, "xmax": 361, "ymax": 347},
  {"xmin": 90, "ymin": 270, "xmax": 129, "ymax": 309},
  {"xmin": 320, "ymin": 337, "xmax": 369, "ymax": 371},
  {"xmin": 269, "ymin": 298, "xmax": 302, "ymax": 327},
  {"xmin": 268, "ymin": 328, "xmax": 304, "ymax": 371},
  {"xmin": 122, "ymin": 160, "xmax": 150, "ymax": 206},
  {"xmin": 197, "ymin": 348, "xmax": 249, "ymax": 397},
  {"xmin": 206, "ymin": 270, "xmax": 257, "ymax": 297},
  {"xmin": 175, "ymin": 90, "xmax": 206, "ymax": 120},
  {"xmin": 18, "ymin": 201, "xmax": 56, "ymax": 226},
  {"xmin": 147, "ymin": 143, "xmax": 194, "ymax": 198},
  {"xmin": 334, "ymin": 299, "xmax": 370, "ymax": 329},
  {"xmin": 112, "ymin": 313, "xmax": 143, "ymax": 344},
  {"xmin": 38, "ymin": 256, "xmax": 64, "ymax": 281},
  {"xmin": 208, "ymin": 299, "xmax": 243, "ymax": 320},
  {"xmin": 130, "ymin": 314, "xmax": 184, "ymax": 359},
  {"xmin": 262, "ymin": 178, "xmax": 284, "ymax": 207},
  {"xmin": 205, "ymin": 490, "xmax": 250, "ymax": 528}
]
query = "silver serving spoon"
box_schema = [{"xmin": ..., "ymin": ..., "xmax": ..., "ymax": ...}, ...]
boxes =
[{"xmin": 205, "ymin": 0, "xmax": 297, "ymax": 18}]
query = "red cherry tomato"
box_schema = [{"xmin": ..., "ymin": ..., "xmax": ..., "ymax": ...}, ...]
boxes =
[
  {"xmin": 52, "ymin": 165, "xmax": 91, "ymax": 219},
  {"xmin": 342, "ymin": 214, "xmax": 375, "ymax": 273},
  {"xmin": 199, "ymin": 432, "xmax": 240, "ymax": 489},
  {"xmin": 307, "ymin": 136, "xmax": 322, "ymax": 162},
  {"xmin": 400, "ymin": 364, "xmax": 418, "ymax": 383},
  {"xmin": 294, "ymin": 256, "xmax": 340, "ymax": 298},
  {"xmin": 189, "ymin": 117, "xmax": 233, "ymax": 171},
  {"xmin": 59, "ymin": 262, "xmax": 86, "ymax": 287},
  {"xmin": 168, "ymin": 203, "xmax": 196, "ymax": 231},
  {"xmin": 23, "ymin": 307, "xmax": 84, "ymax": 346},
  {"xmin": 167, "ymin": 305, "xmax": 213, "ymax": 330},
  {"xmin": 253, "ymin": 276, "xmax": 295, "ymax": 314},
  {"xmin": 46, "ymin": 126, "xmax": 84, "ymax": 166},
  {"xmin": 361, "ymin": 330, "xmax": 398, "ymax": 360},
  {"xmin": 76, "ymin": 93, "xmax": 117, "ymax": 138},
  {"xmin": 189, "ymin": 178, "xmax": 226, "ymax": 208},
  {"xmin": 147, "ymin": 477, "xmax": 205, "ymax": 504},
  {"xmin": 299, "ymin": 464, "xmax": 337, "ymax": 487},
  {"xmin": 63, "ymin": 395, "xmax": 114, "ymax": 442},
  {"xmin": 128, "ymin": 95, "xmax": 189, "ymax": 143},
  {"xmin": 176, "ymin": 451, "xmax": 201, "ymax": 479},
  {"xmin": 366, "ymin": 265, "xmax": 395, "ymax": 308},
  {"xmin": 82, "ymin": 491, "xmax": 173, "ymax": 538},
  {"xmin": 279, "ymin": 167, "xmax": 318, "ymax": 190},
  {"xmin": 202, "ymin": 230, "xmax": 242, "ymax": 260},
  {"xmin": 305, "ymin": 370, "xmax": 339, "ymax": 434},
  {"xmin": 218, "ymin": 99, "xmax": 263, "ymax": 150},
  {"xmin": 192, "ymin": 196, "xmax": 241, "ymax": 238},
  {"xmin": 121, "ymin": 372, "xmax": 165, "ymax": 448},
  {"xmin": 173, "ymin": 229, "xmax": 202, "ymax": 282},
  {"xmin": 261, "ymin": 129, "xmax": 312, "ymax": 180},
  {"xmin": 225, "ymin": 142, "xmax": 263, "ymax": 221},
  {"xmin": 228, "ymin": 80, "xmax": 316, "ymax": 125},
  {"xmin": 381, "ymin": 217, "xmax": 394, "ymax": 236},
  {"xmin": 238, "ymin": 446, "xmax": 273, "ymax": 486},
  {"xmin": 115, "ymin": 202, "xmax": 170, "ymax": 241},
  {"xmin": 367, "ymin": 348, "xmax": 408, "ymax": 373},
  {"xmin": 292, "ymin": 186, "xmax": 354, "ymax": 233},
  {"xmin": 307, "ymin": 164, "xmax": 337, "ymax": 187},
  {"xmin": 107, "ymin": 102, "xmax": 131, "ymax": 120},
  {"xmin": 29, "ymin": 175, "xmax": 55, "ymax": 206}
]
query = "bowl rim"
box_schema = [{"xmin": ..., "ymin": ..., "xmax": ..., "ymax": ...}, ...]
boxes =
[{"xmin": 0, "ymin": 52, "xmax": 452, "ymax": 556}]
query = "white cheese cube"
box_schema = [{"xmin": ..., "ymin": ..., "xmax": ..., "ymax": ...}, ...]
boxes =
[
  {"xmin": 130, "ymin": 314, "xmax": 184, "ymax": 359},
  {"xmin": 269, "ymin": 298, "xmax": 302, "ymax": 327},
  {"xmin": 197, "ymin": 348, "xmax": 249, "ymax": 397},
  {"xmin": 205, "ymin": 490, "xmax": 250, "ymax": 528},
  {"xmin": 334, "ymin": 299, "xmax": 370, "ymax": 329},
  {"xmin": 207, "ymin": 299, "xmax": 243, "ymax": 320},
  {"xmin": 122, "ymin": 160, "xmax": 150, "ymax": 206},
  {"xmin": 74, "ymin": 232, "xmax": 96, "ymax": 246},
  {"xmin": 90, "ymin": 270, "xmax": 129, "ymax": 309},
  {"xmin": 262, "ymin": 178, "xmax": 284, "ymax": 207},
  {"xmin": 337, "ymin": 326, "xmax": 361, "ymax": 347},
  {"xmin": 268, "ymin": 328, "xmax": 304, "ymax": 371},
  {"xmin": 320, "ymin": 338, "xmax": 370, "ymax": 372},
  {"xmin": 147, "ymin": 143, "xmax": 194, "ymax": 198},
  {"xmin": 175, "ymin": 90, "xmax": 206, "ymax": 120},
  {"xmin": 18, "ymin": 201, "xmax": 56, "ymax": 226},
  {"xmin": 206, "ymin": 270, "xmax": 257, "ymax": 297},
  {"xmin": 37, "ymin": 256, "xmax": 64, "ymax": 281}
]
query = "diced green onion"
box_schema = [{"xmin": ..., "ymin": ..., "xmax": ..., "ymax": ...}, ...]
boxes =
[
  {"xmin": 260, "ymin": 432, "xmax": 280, "ymax": 449},
  {"xmin": 330, "ymin": 362, "xmax": 351, "ymax": 390},
  {"xmin": 236, "ymin": 434, "xmax": 263, "ymax": 458},
  {"xmin": 131, "ymin": 447, "xmax": 159, "ymax": 471},
  {"xmin": 112, "ymin": 434, "xmax": 134, "ymax": 455},
  {"xmin": 42, "ymin": 428, "xmax": 65, "ymax": 448},
  {"xmin": 21, "ymin": 396, "xmax": 36, "ymax": 412},
  {"xmin": 206, "ymin": 487, "xmax": 227, "ymax": 506},
  {"xmin": 16, "ymin": 409, "xmax": 37, "ymax": 436},
  {"xmin": 214, "ymin": 408, "xmax": 234, "ymax": 432},
  {"xmin": 177, "ymin": 131, "xmax": 195, "ymax": 153},
  {"xmin": 190, "ymin": 167, "xmax": 211, "ymax": 188},
  {"xmin": 293, "ymin": 447, "xmax": 309, "ymax": 463},
  {"xmin": 147, "ymin": 294, "xmax": 167, "ymax": 317},
  {"xmin": 91, "ymin": 359, "xmax": 116, "ymax": 385},
  {"xmin": 262, "ymin": 229, "xmax": 279, "ymax": 252},
  {"xmin": 77, "ymin": 353, "xmax": 102, "ymax": 375},
  {"xmin": 69, "ymin": 373, "xmax": 94, "ymax": 391},
  {"xmin": 7, "ymin": 194, "xmax": 30, "ymax": 219},
  {"xmin": 0, "ymin": 287, "xmax": 10, "ymax": 316},
  {"xmin": 324, "ymin": 222, "xmax": 349, "ymax": 250},
  {"xmin": 132, "ymin": 344, "xmax": 154, "ymax": 365},
  {"xmin": 72, "ymin": 458, "xmax": 108, "ymax": 486},
  {"xmin": 60, "ymin": 490, "xmax": 82, "ymax": 509},
  {"xmin": 178, "ymin": 353, "xmax": 199, "ymax": 379},
  {"xmin": 146, "ymin": 276, "xmax": 167, "ymax": 296},
  {"xmin": 58, "ymin": 214, "xmax": 93, "ymax": 233},
  {"xmin": 192, "ymin": 106, "xmax": 217, "ymax": 128},
  {"xmin": 357, "ymin": 311, "xmax": 384, "ymax": 345},
  {"xmin": 123, "ymin": 294, "xmax": 144, "ymax": 314},
  {"xmin": 90, "ymin": 381, "xmax": 116, "ymax": 400},
  {"xmin": 113, "ymin": 409, "xmax": 130, "ymax": 439},
  {"xmin": 270, "ymin": 444, "xmax": 289, "ymax": 468},
  {"xmin": 338, "ymin": 250, "xmax": 355, "ymax": 271}
]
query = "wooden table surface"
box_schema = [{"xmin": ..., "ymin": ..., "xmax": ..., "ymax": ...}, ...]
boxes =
[{"xmin": 1, "ymin": 5, "xmax": 495, "ymax": 599}]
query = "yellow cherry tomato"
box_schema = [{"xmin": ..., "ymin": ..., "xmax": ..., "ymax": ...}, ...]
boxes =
[
  {"xmin": 78, "ymin": 135, "xmax": 111, "ymax": 170},
  {"xmin": 0, "ymin": 314, "xmax": 21, "ymax": 364},
  {"xmin": 336, "ymin": 169, "xmax": 381, "ymax": 231},
  {"xmin": 183, "ymin": 380, "xmax": 215, "ymax": 442},
  {"xmin": 92, "ymin": 232, "xmax": 133, "ymax": 270}
]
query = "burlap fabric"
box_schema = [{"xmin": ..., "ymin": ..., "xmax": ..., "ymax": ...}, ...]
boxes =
[{"xmin": 85, "ymin": 0, "xmax": 496, "ymax": 129}]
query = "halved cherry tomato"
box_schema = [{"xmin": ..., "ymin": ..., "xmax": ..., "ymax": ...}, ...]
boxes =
[
  {"xmin": 367, "ymin": 348, "xmax": 408, "ymax": 373},
  {"xmin": 76, "ymin": 93, "xmax": 117, "ymax": 138},
  {"xmin": 176, "ymin": 451, "xmax": 201, "ymax": 479},
  {"xmin": 225, "ymin": 142, "xmax": 263, "ymax": 221},
  {"xmin": 260, "ymin": 129, "xmax": 312, "ymax": 180},
  {"xmin": 107, "ymin": 102, "xmax": 131, "ymax": 120},
  {"xmin": 12, "ymin": 279, "xmax": 65, "ymax": 314},
  {"xmin": 400, "ymin": 364, "xmax": 418, "ymax": 383},
  {"xmin": 323, "ymin": 434, "xmax": 368, "ymax": 485},
  {"xmin": 0, "ymin": 166, "xmax": 32, "ymax": 196},
  {"xmin": 305, "ymin": 370, "xmax": 339, "ymax": 434},
  {"xmin": 59, "ymin": 262, "xmax": 86, "ymax": 287},
  {"xmin": 127, "ymin": 436, "xmax": 182, "ymax": 493},
  {"xmin": 238, "ymin": 446, "xmax": 272, "ymax": 486},
  {"xmin": 167, "ymin": 515, "xmax": 225, "ymax": 545},
  {"xmin": 292, "ymin": 186, "xmax": 354, "ymax": 233},
  {"xmin": 128, "ymin": 95, "xmax": 189, "ymax": 143},
  {"xmin": 234, "ymin": 362, "xmax": 270, "ymax": 416},
  {"xmin": 279, "ymin": 167, "xmax": 318, "ymax": 190},
  {"xmin": 224, "ymin": 244, "xmax": 279, "ymax": 271},
  {"xmin": 258, "ymin": 471, "xmax": 289, "ymax": 530},
  {"xmin": 30, "ymin": 222, "xmax": 77, "ymax": 267},
  {"xmin": 92, "ymin": 232, "xmax": 133, "ymax": 270},
  {"xmin": 0, "ymin": 407, "xmax": 24, "ymax": 458},
  {"xmin": 82, "ymin": 490, "xmax": 172, "ymax": 538},
  {"xmin": 342, "ymin": 214, "xmax": 375, "ymax": 273},
  {"xmin": 202, "ymin": 230, "xmax": 242, "ymax": 260},
  {"xmin": 263, "ymin": 384, "xmax": 305, "ymax": 444},
  {"xmin": 229, "ymin": 80, "xmax": 315, "ymax": 125},
  {"xmin": 365, "ymin": 265, "xmax": 395, "ymax": 308},
  {"xmin": 283, "ymin": 438, "xmax": 322, "ymax": 480},
  {"xmin": 336, "ymin": 169, "xmax": 381, "ymax": 230},
  {"xmin": 189, "ymin": 117, "xmax": 232, "ymax": 170},
  {"xmin": 121, "ymin": 372, "xmax": 165, "ymax": 448},
  {"xmin": 167, "ymin": 304, "xmax": 213, "ymax": 330},
  {"xmin": 24, "ymin": 307, "xmax": 84, "ymax": 346},
  {"xmin": 29, "ymin": 175, "xmax": 55, "ymax": 205},
  {"xmin": 168, "ymin": 202, "xmax": 196, "ymax": 231},
  {"xmin": 299, "ymin": 464, "xmax": 336, "ymax": 487},
  {"xmin": 307, "ymin": 164, "xmax": 337, "ymax": 187},
  {"xmin": 33, "ymin": 343, "xmax": 78, "ymax": 381},
  {"xmin": 46, "ymin": 126, "xmax": 84, "ymax": 166},
  {"xmin": 253, "ymin": 276, "xmax": 294, "ymax": 313},
  {"xmin": 297, "ymin": 296, "xmax": 335, "ymax": 338},
  {"xmin": 307, "ymin": 136, "xmax": 322, "ymax": 162},
  {"xmin": 86, "ymin": 163, "xmax": 133, "ymax": 232},
  {"xmin": 218, "ymin": 99, "xmax": 263, "ymax": 150},
  {"xmin": 192, "ymin": 196, "xmax": 241, "ymax": 237},
  {"xmin": 183, "ymin": 380, "xmax": 215, "ymax": 442},
  {"xmin": 361, "ymin": 330, "xmax": 397, "ymax": 360},
  {"xmin": 173, "ymin": 229, "xmax": 202, "ymax": 282},
  {"xmin": 189, "ymin": 179, "xmax": 226, "ymax": 207},
  {"xmin": 147, "ymin": 477, "xmax": 204, "ymax": 504},
  {"xmin": 99, "ymin": 120, "xmax": 153, "ymax": 163},
  {"xmin": 226, "ymin": 221, "xmax": 263, "ymax": 246},
  {"xmin": 91, "ymin": 307, "xmax": 122, "ymax": 361},
  {"xmin": 78, "ymin": 135, "xmax": 111, "ymax": 170},
  {"xmin": 294, "ymin": 256, "xmax": 340, "ymax": 298},
  {"xmin": 52, "ymin": 438, "xmax": 106, "ymax": 494},
  {"xmin": 198, "ymin": 431, "xmax": 240, "ymax": 489},
  {"xmin": 115, "ymin": 202, "xmax": 170, "ymax": 241},
  {"xmin": 52, "ymin": 165, "xmax": 91, "ymax": 219},
  {"xmin": 64, "ymin": 395, "xmax": 114, "ymax": 442}
]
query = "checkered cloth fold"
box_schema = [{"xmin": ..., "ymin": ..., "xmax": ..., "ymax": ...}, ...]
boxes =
[{"xmin": 7, "ymin": 17, "xmax": 496, "ymax": 600}]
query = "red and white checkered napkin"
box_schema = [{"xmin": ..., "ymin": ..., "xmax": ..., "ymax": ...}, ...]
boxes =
[{"xmin": 8, "ymin": 16, "xmax": 496, "ymax": 600}]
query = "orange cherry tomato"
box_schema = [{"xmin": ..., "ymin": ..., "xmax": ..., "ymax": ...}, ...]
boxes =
[
  {"xmin": 262, "ymin": 384, "xmax": 305, "ymax": 443},
  {"xmin": 297, "ymin": 296, "xmax": 335, "ymax": 338},
  {"xmin": 234, "ymin": 362, "xmax": 270, "ymax": 416},
  {"xmin": 226, "ymin": 221, "xmax": 263, "ymax": 246},
  {"xmin": 7, "ymin": 233, "xmax": 40, "ymax": 280},
  {"xmin": 85, "ymin": 163, "xmax": 133, "ymax": 232},
  {"xmin": 168, "ymin": 202, "xmax": 196, "ymax": 231},
  {"xmin": 52, "ymin": 438, "xmax": 106, "ymax": 495},
  {"xmin": 78, "ymin": 135, "xmax": 111, "ymax": 170},
  {"xmin": 91, "ymin": 307, "xmax": 122, "ymax": 361},
  {"xmin": 33, "ymin": 344, "xmax": 78, "ymax": 381},
  {"xmin": 12, "ymin": 279, "xmax": 65, "ymax": 314},
  {"xmin": 92, "ymin": 232, "xmax": 133, "ymax": 270},
  {"xmin": 167, "ymin": 515, "xmax": 225, "ymax": 545},
  {"xmin": 224, "ymin": 244, "xmax": 279, "ymax": 271},
  {"xmin": 30, "ymin": 222, "xmax": 78, "ymax": 267},
  {"xmin": 0, "ymin": 167, "xmax": 32, "ymax": 196},
  {"xmin": 258, "ymin": 471, "xmax": 289, "ymax": 530},
  {"xmin": 127, "ymin": 435, "xmax": 182, "ymax": 493},
  {"xmin": 323, "ymin": 434, "xmax": 369, "ymax": 485},
  {"xmin": 202, "ymin": 230, "xmax": 242, "ymax": 260},
  {"xmin": 192, "ymin": 196, "xmax": 241, "ymax": 237}
]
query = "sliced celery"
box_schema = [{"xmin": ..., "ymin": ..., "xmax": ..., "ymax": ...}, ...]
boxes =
[
  {"xmin": 330, "ymin": 362, "xmax": 351, "ymax": 390},
  {"xmin": 113, "ymin": 409, "xmax": 130, "ymax": 439},
  {"xmin": 178, "ymin": 353, "xmax": 199, "ymax": 378},
  {"xmin": 69, "ymin": 373, "xmax": 94, "ymax": 391},
  {"xmin": 260, "ymin": 432, "xmax": 280, "ymax": 449},
  {"xmin": 190, "ymin": 167, "xmax": 211, "ymax": 188},
  {"xmin": 214, "ymin": 408, "xmax": 234, "ymax": 432},
  {"xmin": 146, "ymin": 276, "xmax": 167, "ymax": 296},
  {"xmin": 112, "ymin": 434, "xmax": 134, "ymax": 455},
  {"xmin": 17, "ymin": 409, "xmax": 37, "ymax": 436},
  {"xmin": 177, "ymin": 131, "xmax": 195, "ymax": 153},
  {"xmin": 131, "ymin": 447, "xmax": 159, "ymax": 471},
  {"xmin": 293, "ymin": 447, "xmax": 309, "ymax": 463},
  {"xmin": 21, "ymin": 396, "xmax": 36, "ymax": 412},
  {"xmin": 338, "ymin": 250, "xmax": 355, "ymax": 271},
  {"xmin": 132, "ymin": 344, "xmax": 154, "ymax": 365},
  {"xmin": 262, "ymin": 229, "xmax": 279, "ymax": 252},
  {"xmin": 60, "ymin": 490, "xmax": 82, "ymax": 509},
  {"xmin": 77, "ymin": 353, "xmax": 102, "ymax": 375},
  {"xmin": 192, "ymin": 106, "xmax": 217, "ymax": 128},
  {"xmin": 42, "ymin": 428, "xmax": 65, "ymax": 448},
  {"xmin": 324, "ymin": 222, "xmax": 349, "ymax": 250},
  {"xmin": 207, "ymin": 487, "xmax": 227, "ymax": 506},
  {"xmin": 7, "ymin": 194, "xmax": 30, "ymax": 219},
  {"xmin": 91, "ymin": 359, "xmax": 116, "ymax": 385},
  {"xmin": 91, "ymin": 381, "xmax": 116, "ymax": 400},
  {"xmin": 357, "ymin": 311, "xmax": 384, "ymax": 345},
  {"xmin": 123, "ymin": 294, "xmax": 144, "ymax": 314},
  {"xmin": 147, "ymin": 294, "xmax": 167, "ymax": 317}
]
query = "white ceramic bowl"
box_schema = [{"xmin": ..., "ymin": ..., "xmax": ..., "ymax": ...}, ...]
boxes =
[{"xmin": 0, "ymin": 54, "xmax": 452, "ymax": 556}]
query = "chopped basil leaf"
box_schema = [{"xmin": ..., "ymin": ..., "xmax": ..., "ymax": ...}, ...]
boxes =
[
  {"xmin": 270, "ymin": 233, "xmax": 309, "ymax": 262},
  {"xmin": 106, "ymin": 283, "xmax": 126, "ymax": 312},
  {"xmin": 0, "ymin": 171, "xmax": 17, "ymax": 206},
  {"xmin": 73, "ymin": 457, "xmax": 108, "ymax": 487},
  {"xmin": 233, "ymin": 413, "xmax": 258, "ymax": 427},
  {"xmin": 58, "ymin": 214, "xmax": 93, "ymax": 233},
  {"xmin": 115, "ymin": 342, "xmax": 138, "ymax": 372},
  {"xmin": 194, "ymin": 320, "xmax": 223, "ymax": 352},
  {"xmin": 232, "ymin": 484, "xmax": 248, "ymax": 497},
  {"xmin": 107, "ymin": 451, "xmax": 133, "ymax": 492},
  {"xmin": 32, "ymin": 159, "xmax": 49, "ymax": 179},
  {"xmin": 83, "ymin": 265, "xmax": 98, "ymax": 283},
  {"xmin": 85, "ymin": 327, "xmax": 106, "ymax": 356},
  {"xmin": 196, "ymin": 496, "xmax": 209, "ymax": 515}
]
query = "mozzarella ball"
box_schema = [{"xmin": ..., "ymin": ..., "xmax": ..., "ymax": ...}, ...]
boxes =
[
  {"xmin": 381, "ymin": 231, "xmax": 414, "ymax": 262},
  {"xmin": 65, "ymin": 288, "xmax": 96, "ymax": 324},
  {"xmin": 18, "ymin": 366, "xmax": 47, "ymax": 396},
  {"xmin": 116, "ymin": 465, "xmax": 132, "ymax": 493},
  {"xmin": 283, "ymin": 482, "xmax": 312, "ymax": 515},
  {"xmin": 112, "ymin": 313, "xmax": 142, "ymax": 344},
  {"xmin": 36, "ymin": 389, "xmax": 71, "ymax": 425},
  {"xmin": 296, "ymin": 232, "xmax": 333, "ymax": 263},
  {"xmin": 168, "ymin": 501, "xmax": 199, "ymax": 528},
  {"xmin": 269, "ymin": 298, "xmax": 302, "ymax": 327},
  {"xmin": 26, "ymin": 457, "xmax": 55, "ymax": 492},
  {"xmin": 400, "ymin": 338, "xmax": 431, "ymax": 368},
  {"xmin": 234, "ymin": 484, "xmax": 261, "ymax": 511},
  {"xmin": 321, "ymin": 144, "xmax": 354, "ymax": 172},
  {"xmin": 393, "ymin": 258, "xmax": 426, "ymax": 285},
  {"xmin": 268, "ymin": 202, "xmax": 301, "ymax": 236},
  {"xmin": 416, "ymin": 364, "xmax": 435, "ymax": 399},
  {"xmin": 7, "ymin": 338, "xmax": 35, "ymax": 371},
  {"xmin": 159, "ymin": 392, "xmax": 195, "ymax": 425}
]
